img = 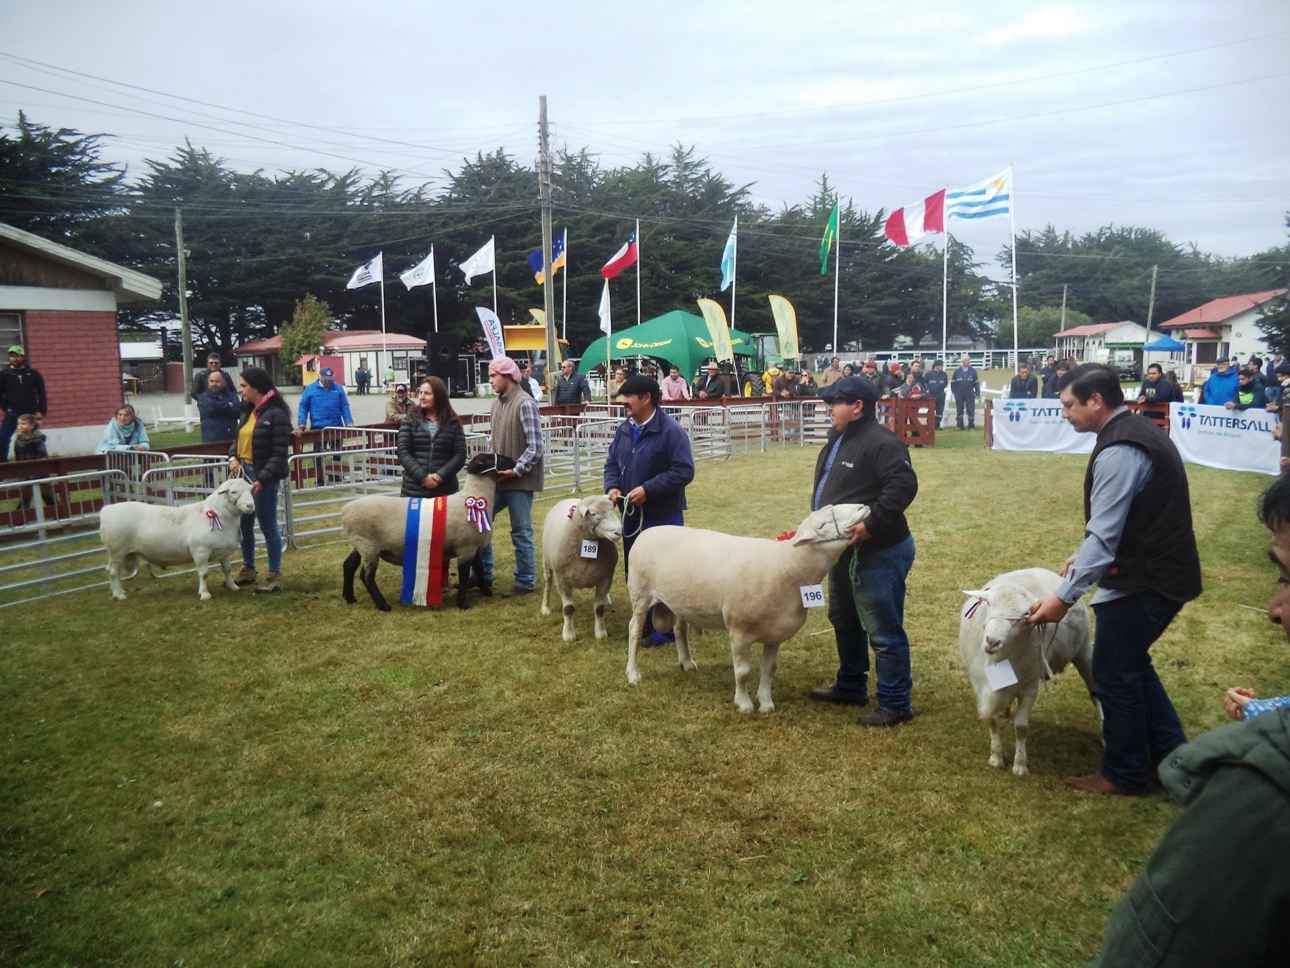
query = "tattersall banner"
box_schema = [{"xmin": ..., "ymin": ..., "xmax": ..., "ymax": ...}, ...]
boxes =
[
  {"xmin": 1169, "ymin": 402, "xmax": 1279, "ymax": 476},
  {"xmin": 992, "ymin": 399, "xmax": 1092, "ymax": 455},
  {"xmin": 401, "ymin": 496, "xmax": 449, "ymax": 607}
]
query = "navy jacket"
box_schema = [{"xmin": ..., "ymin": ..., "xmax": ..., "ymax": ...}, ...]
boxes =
[
  {"xmin": 950, "ymin": 365, "xmax": 978, "ymax": 399},
  {"xmin": 924, "ymin": 370, "xmax": 948, "ymax": 399},
  {"xmin": 603, "ymin": 407, "xmax": 695, "ymax": 524},
  {"xmin": 197, "ymin": 386, "xmax": 242, "ymax": 442}
]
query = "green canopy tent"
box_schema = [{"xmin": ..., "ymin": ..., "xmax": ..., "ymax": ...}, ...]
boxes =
[{"xmin": 576, "ymin": 309, "xmax": 755, "ymax": 378}]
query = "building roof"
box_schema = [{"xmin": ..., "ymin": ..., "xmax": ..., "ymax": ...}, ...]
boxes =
[
  {"xmin": 1158, "ymin": 290, "xmax": 1288, "ymax": 329},
  {"xmin": 0, "ymin": 222, "xmax": 163, "ymax": 304},
  {"xmin": 1054, "ymin": 322, "xmax": 1120, "ymax": 338},
  {"xmin": 235, "ymin": 330, "xmax": 427, "ymax": 356}
]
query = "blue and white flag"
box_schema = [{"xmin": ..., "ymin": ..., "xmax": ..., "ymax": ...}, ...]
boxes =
[
  {"xmin": 719, "ymin": 217, "xmax": 737, "ymax": 292},
  {"xmin": 946, "ymin": 168, "xmax": 1012, "ymax": 223}
]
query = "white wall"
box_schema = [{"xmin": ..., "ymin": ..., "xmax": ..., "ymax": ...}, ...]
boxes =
[
  {"xmin": 1226, "ymin": 308, "xmax": 1272, "ymax": 360},
  {"xmin": 42, "ymin": 424, "xmax": 104, "ymax": 457}
]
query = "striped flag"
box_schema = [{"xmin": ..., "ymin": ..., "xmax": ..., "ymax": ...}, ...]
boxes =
[
  {"xmin": 884, "ymin": 190, "xmax": 946, "ymax": 247},
  {"xmin": 400, "ymin": 496, "xmax": 449, "ymax": 607},
  {"xmin": 601, "ymin": 230, "xmax": 638, "ymax": 279},
  {"xmin": 946, "ymin": 169, "xmax": 1011, "ymax": 222}
]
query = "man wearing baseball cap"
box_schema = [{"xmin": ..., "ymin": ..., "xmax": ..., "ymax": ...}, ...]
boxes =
[
  {"xmin": 296, "ymin": 366, "xmax": 353, "ymax": 433},
  {"xmin": 0, "ymin": 346, "xmax": 47, "ymax": 462},
  {"xmin": 479, "ymin": 356, "xmax": 545, "ymax": 594},
  {"xmin": 809, "ymin": 376, "xmax": 919, "ymax": 726}
]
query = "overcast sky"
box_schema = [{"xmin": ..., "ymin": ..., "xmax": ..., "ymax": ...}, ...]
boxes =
[{"xmin": 3, "ymin": 0, "xmax": 1288, "ymax": 267}]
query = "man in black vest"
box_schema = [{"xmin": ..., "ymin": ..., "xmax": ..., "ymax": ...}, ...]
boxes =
[
  {"xmin": 1009, "ymin": 361, "xmax": 1039, "ymax": 398},
  {"xmin": 807, "ymin": 376, "xmax": 919, "ymax": 726},
  {"xmin": 1028, "ymin": 363, "xmax": 1201, "ymax": 795}
]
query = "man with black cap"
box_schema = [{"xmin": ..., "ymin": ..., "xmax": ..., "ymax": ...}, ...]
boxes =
[
  {"xmin": 603, "ymin": 373, "xmax": 694, "ymax": 579},
  {"xmin": 808, "ymin": 375, "xmax": 919, "ymax": 726},
  {"xmin": 0, "ymin": 345, "xmax": 47, "ymax": 462}
]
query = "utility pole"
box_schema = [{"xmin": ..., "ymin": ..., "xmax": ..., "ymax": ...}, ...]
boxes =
[
  {"xmin": 174, "ymin": 208, "xmax": 193, "ymax": 406},
  {"xmin": 1060, "ymin": 284, "xmax": 1067, "ymax": 331},
  {"xmin": 537, "ymin": 96, "xmax": 558, "ymax": 392},
  {"xmin": 1145, "ymin": 264, "xmax": 1159, "ymax": 331}
]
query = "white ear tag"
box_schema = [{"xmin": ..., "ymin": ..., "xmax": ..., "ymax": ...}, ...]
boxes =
[
  {"xmin": 799, "ymin": 584, "xmax": 825, "ymax": 608},
  {"xmin": 985, "ymin": 659, "xmax": 1019, "ymax": 691},
  {"xmin": 580, "ymin": 540, "xmax": 599, "ymax": 559}
]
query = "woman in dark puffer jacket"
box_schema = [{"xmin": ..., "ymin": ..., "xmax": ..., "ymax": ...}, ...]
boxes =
[
  {"xmin": 397, "ymin": 376, "xmax": 466, "ymax": 498},
  {"xmin": 227, "ymin": 366, "xmax": 292, "ymax": 592}
]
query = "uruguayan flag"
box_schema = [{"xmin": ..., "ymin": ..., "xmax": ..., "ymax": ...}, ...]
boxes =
[
  {"xmin": 719, "ymin": 217, "xmax": 737, "ymax": 292},
  {"xmin": 946, "ymin": 168, "xmax": 1011, "ymax": 222}
]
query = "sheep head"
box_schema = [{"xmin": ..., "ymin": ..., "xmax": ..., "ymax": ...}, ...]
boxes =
[
  {"xmin": 791, "ymin": 504, "xmax": 870, "ymax": 546},
  {"xmin": 962, "ymin": 584, "xmax": 1037, "ymax": 655},
  {"xmin": 576, "ymin": 496, "xmax": 622, "ymax": 542},
  {"xmin": 213, "ymin": 477, "xmax": 255, "ymax": 514}
]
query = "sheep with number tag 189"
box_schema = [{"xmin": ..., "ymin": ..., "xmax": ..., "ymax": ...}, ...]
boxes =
[
  {"xmin": 624, "ymin": 503, "xmax": 871, "ymax": 714},
  {"xmin": 100, "ymin": 477, "xmax": 256, "ymax": 601},
  {"xmin": 960, "ymin": 567, "xmax": 1101, "ymax": 776}
]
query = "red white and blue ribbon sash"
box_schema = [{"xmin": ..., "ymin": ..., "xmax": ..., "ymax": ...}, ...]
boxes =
[
  {"xmin": 400, "ymin": 496, "xmax": 448, "ymax": 607},
  {"xmin": 464, "ymin": 496, "xmax": 491, "ymax": 533},
  {"xmin": 205, "ymin": 509, "xmax": 223, "ymax": 531}
]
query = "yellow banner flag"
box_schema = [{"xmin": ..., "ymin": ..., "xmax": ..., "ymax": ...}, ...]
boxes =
[
  {"xmin": 696, "ymin": 298, "xmax": 735, "ymax": 364},
  {"xmin": 767, "ymin": 294, "xmax": 800, "ymax": 359}
]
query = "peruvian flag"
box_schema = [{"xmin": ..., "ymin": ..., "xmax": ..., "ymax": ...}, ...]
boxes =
[
  {"xmin": 600, "ymin": 231, "xmax": 638, "ymax": 279},
  {"xmin": 884, "ymin": 189, "xmax": 946, "ymax": 247}
]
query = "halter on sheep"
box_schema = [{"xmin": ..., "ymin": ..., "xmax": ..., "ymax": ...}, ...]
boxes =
[{"xmin": 624, "ymin": 503, "xmax": 870, "ymax": 713}]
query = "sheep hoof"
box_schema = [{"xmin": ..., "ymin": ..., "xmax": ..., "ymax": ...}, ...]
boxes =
[
  {"xmin": 594, "ymin": 626, "xmax": 608, "ymax": 640},
  {"xmin": 111, "ymin": 591, "xmax": 127, "ymax": 602},
  {"xmin": 988, "ymin": 754, "xmax": 1004, "ymax": 769},
  {"xmin": 681, "ymin": 659, "xmax": 698, "ymax": 672},
  {"xmin": 540, "ymin": 603, "xmax": 551, "ymax": 616},
  {"xmin": 758, "ymin": 701, "xmax": 775, "ymax": 715},
  {"xmin": 735, "ymin": 698, "xmax": 755, "ymax": 714},
  {"xmin": 199, "ymin": 590, "xmax": 212, "ymax": 602},
  {"xmin": 225, "ymin": 581, "xmax": 239, "ymax": 592},
  {"xmin": 1012, "ymin": 762, "xmax": 1028, "ymax": 777},
  {"xmin": 626, "ymin": 669, "xmax": 641, "ymax": 686},
  {"xmin": 562, "ymin": 627, "xmax": 576, "ymax": 642}
]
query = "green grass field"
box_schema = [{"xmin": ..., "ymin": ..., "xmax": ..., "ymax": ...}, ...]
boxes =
[{"xmin": 3, "ymin": 430, "xmax": 1284, "ymax": 966}]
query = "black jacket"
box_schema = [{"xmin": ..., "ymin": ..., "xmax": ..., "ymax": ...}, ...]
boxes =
[
  {"xmin": 1138, "ymin": 377, "xmax": 1180, "ymax": 404},
  {"xmin": 924, "ymin": 370, "xmax": 948, "ymax": 399},
  {"xmin": 228, "ymin": 398, "xmax": 292, "ymax": 484},
  {"xmin": 1009, "ymin": 374, "xmax": 1039, "ymax": 398},
  {"xmin": 397, "ymin": 412, "xmax": 466, "ymax": 497},
  {"xmin": 0, "ymin": 364, "xmax": 47, "ymax": 415},
  {"xmin": 192, "ymin": 368, "xmax": 230, "ymax": 399},
  {"xmin": 950, "ymin": 365, "xmax": 978, "ymax": 399},
  {"xmin": 812, "ymin": 417, "xmax": 918, "ymax": 551},
  {"xmin": 197, "ymin": 387, "xmax": 242, "ymax": 442},
  {"xmin": 553, "ymin": 374, "xmax": 591, "ymax": 405},
  {"xmin": 13, "ymin": 429, "xmax": 48, "ymax": 461}
]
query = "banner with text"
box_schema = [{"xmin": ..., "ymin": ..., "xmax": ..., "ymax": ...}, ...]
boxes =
[
  {"xmin": 475, "ymin": 306, "xmax": 506, "ymax": 360},
  {"xmin": 992, "ymin": 399, "xmax": 1093, "ymax": 454},
  {"xmin": 1169, "ymin": 403, "xmax": 1279, "ymax": 476}
]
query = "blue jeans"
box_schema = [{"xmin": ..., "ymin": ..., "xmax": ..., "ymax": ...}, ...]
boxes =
[
  {"xmin": 1091, "ymin": 592, "xmax": 1187, "ymax": 792},
  {"xmin": 0, "ymin": 411, "xmax": 17, "ymax": 462},
  {"xmin": 238, "ymin": 464, "xmax": 282, "ymax": 573},
  {"xmin": 479, "ymin": 489, "xmax": 536, "ymax": 589},
  {"xmin": 826, "ymin": 536, "xmax": 916, "ymax": 713}
]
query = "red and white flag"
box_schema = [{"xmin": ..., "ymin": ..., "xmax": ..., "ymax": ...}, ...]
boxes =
[
  {"xmin": 884, "ymin": 189, "xmax": 946, "ymax": 247},
  {"xmin": 600, "ymin": 230, "xmax": 638, "ymax": 279}
]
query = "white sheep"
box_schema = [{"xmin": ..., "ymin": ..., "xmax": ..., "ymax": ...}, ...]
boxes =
[
  {"xmin": 959, "ymin": 567, "xmax": 1100, "ymax": 777},
  {"xmin": 100, "ymin": 477, "xmax": 256, "ymax": 601},
  {"xmin": 539, "ymin": 496, "xmax": 622, "ymax": 641},
  {"xmin": 340, "ymin": 453, "xmax": 516, "ymax": 610},
  {"xmin": 624, "ymin": 503, "xmax": 870, "ymax": 713}
]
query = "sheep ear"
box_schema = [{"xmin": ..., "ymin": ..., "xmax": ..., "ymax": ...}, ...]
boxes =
[
  {"xmin": 790, "ymin": 525, "xmax": 816, "ymax": 545},
  {"xmin": 962, "ymin": 589, "xmax": 990, "ymax": 602}
]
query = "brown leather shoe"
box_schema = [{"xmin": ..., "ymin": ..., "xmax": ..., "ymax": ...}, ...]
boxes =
[
  {"xmin": 1066, "ymin": 773, "xmax": 1138, "ymax": 796},
  {"xmin": 808, "ymin": 686, "xmax": 869, "ymax": 707}
]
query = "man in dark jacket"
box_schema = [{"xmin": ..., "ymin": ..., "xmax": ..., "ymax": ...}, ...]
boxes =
[
  {"xmin": 0, "ymin": 345, "xmax": 47, "ymax": 462},
  {"xmin": 807, "ymin": 376, "xmax": 919, "ymax": 727},
  {"xmin": 1039, "ymin": 355, "xmax": 1057, "ymax": 397},
  {"xmin": 1230, "ymin": 367, "xmax": 1267, "ymax": 411},
  {"xmin": 1008, "ymin": 362, "xmax": 1039, "ymax": 398},
  {"xmin": 950, "ymin": 354, "xmax": 978, "ymax": 429},
  {"xmin": 196, "ymin": 371, "xmax": 242, "ymax": 442},
  {"xmin": 1092, "ymin": 472, "xmax": 1290, "ymax": 966},
  {"xmin": 924, "ymin": 360, "xmax": 948, "ymax": 422},
  {"xmin": 1029, "ymin": 364, "xmax": 1201, "ymax": 795},
  {"xmin": 603, "ymin": 374, "xmax": 695, "ymax": 573},
  {"xmin": 553, "ymin": 359, "xmax": 592, "ymax": 405},
  {"xmin": 696, "ymin": 361, "xmax": 727, "ymax": 400},
  {"xmin": 191, "ymin": 352, "xmax": 230, "ymax": 399},
  {"xmin": 878, "ymin": 361, "xmax": 904, "ymax": 398},
  {"xmin": 1136, "ymin": 363, "xmax": 1178, "ymax": 405}
]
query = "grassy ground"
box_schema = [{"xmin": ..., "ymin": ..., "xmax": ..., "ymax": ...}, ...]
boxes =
[{"xmin": 3, "ymin": 430, "xmax": 1284, "ymax": 967}]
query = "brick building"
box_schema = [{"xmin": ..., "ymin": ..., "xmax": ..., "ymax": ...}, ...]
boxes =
[{"xmin": 0, "ymin": 223, "xmax": 162, "ymax": 455}]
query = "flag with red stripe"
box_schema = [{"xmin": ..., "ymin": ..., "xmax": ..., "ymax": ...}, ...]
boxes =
[
  {"xmin": 400, "ymin": 495, "xmax": 449, "ymax": 607},
  {"xmin": 600, "ymin": 231, "xmax": 638, "ymax": 279},
  {"xmin": 884, "ymin": 189, "xmax": 946, "ymax": 247}
]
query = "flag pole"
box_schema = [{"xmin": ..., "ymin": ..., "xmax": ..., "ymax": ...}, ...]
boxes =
[
  {"xmin": 606, "ymin": 282, "xmax": 612, "ymax": 406},
  {"xmin": 942, "ymin": 232, "xmax": 950, "ymax": 363},
  {"xmin": 561, "ymin": 227, "xmax": 568, "ymax": 341},
  {"xmin": 635, "ymin": 218, "xmax": 641, "ymax": 326},
  {"xmin": 378, "ymin": 256, "xmax": 388, "ymax": 385},
  {"xmin": 1008, "ymin": 166, "xmax": 1019, "ymax": 373},
  {"xmin": 730, "ymin": 215, "xmax": 738, "ymax": 332},
  {"xmin": 832, "ymin": 196, "xmax": 841, "ymax": 354},
  {"xmin": 430, "ymin": 246, "xmax": 439, "ymax": 334},
  {"xmin": 490, "ymin": 234, "xmax": 498, "ymax": 320}
]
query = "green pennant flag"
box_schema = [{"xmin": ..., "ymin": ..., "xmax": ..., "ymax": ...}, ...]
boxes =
[{"xmin": 819, "ymin": 202, "xmax": 839, "ymax": 275}]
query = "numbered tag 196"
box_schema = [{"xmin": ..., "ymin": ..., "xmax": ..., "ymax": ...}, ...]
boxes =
[
  {"xmin": 580, "ymin": 540, "xmax": 599, "ymax": 559},
  {"xmin": 799, "ymin": 584, "xmax": 825, "ymax": 608}
]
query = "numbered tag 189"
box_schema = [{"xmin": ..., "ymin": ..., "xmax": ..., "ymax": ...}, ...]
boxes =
[
  {"xmin": 799, "ymin": 584, "xmax": 825, "ymax": 608},
  {"xmin": 580, "ymin": 540, "xmax": 599, "ymax": 559}
]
